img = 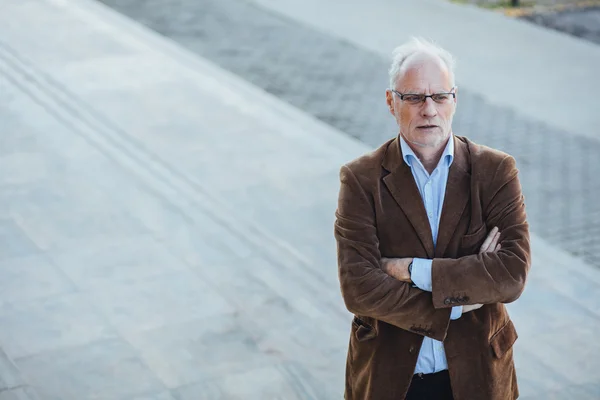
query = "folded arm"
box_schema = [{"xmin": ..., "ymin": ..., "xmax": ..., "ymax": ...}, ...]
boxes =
[
  {"xmin": 391, "ymin": 227, "xmax": 501, "ymax": 316},
  {"xmin": 334, "ymin": 165, "xmax": 452, "ymax": 341},
  {"xmin": 410, "ymin": 259, "xmax": 463, "ymax": 319},
  {"xmin": 431, "ymin": 155, "xmax": 531, "ymax": 308}
]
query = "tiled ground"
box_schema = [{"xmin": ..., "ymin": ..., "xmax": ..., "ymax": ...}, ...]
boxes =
[
  {"xmin": 98, "ymin": 0, "xmax": 600, "ymax": 268},
  {"xmin": 0, "ymin": 0, "xmax": 599, "ymax": 398}
]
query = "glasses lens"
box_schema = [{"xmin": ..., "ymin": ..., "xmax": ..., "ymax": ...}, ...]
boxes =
[
  {"xmin": 403, "ymin": 94, "xmax": 424, "ymax": 104},
  {"xmin": 431, "ymin": 93, "xmax": 451, "ymax": 103}
]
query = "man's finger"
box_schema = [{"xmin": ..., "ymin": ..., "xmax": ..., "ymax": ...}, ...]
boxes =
[
  {"xmin": 495, "ymin": 243, "xmax": 501, "ymax": 253},
  {"xmin": 482, "ymin": 230, "xmax": 501, "ymax": 254},
  {"xmin": 488, "ymin": 231, "xmax": 501, "ymax": 252},
  {"xmin": 479, "ymin": 229, "xmax": 494, "ymax": 253},
  {"xmin": 462, "ymin": 303, "xmax": 484, "ymax": 314},
  {"xmin": 479, "ymin": 226, "xmax": 498, "ymax": 253}
]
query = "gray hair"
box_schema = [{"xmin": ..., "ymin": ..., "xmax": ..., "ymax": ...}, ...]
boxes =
[{"xmin": 388, "ymin": 37, "xmax": 456, "ymax": 88}]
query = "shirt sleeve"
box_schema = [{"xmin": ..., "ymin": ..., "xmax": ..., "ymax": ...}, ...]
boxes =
[
  {"xmin": 450, "ymin": 305, "xmax": 463, "ymax": 320},
  {"xmin": 413, "ymin": 258, "xmax": 462, "ymax": 319},
  {"xmin": 411, "ymin": 258, "xmax": 433, "ymax": 292}
]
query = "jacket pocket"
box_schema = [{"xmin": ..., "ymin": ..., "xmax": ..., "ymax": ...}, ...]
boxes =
[
  {"xmin": 490, "ymin": 319, "xmax": 518, "ymax": 358},
  {"xmin": 352, "ymin": 316, "xmax": 377, "ymax": 342}
]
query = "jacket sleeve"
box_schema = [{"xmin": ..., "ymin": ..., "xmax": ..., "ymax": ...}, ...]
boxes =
[
  {"xmin": 431, "ymin": 155, "xmax": 531, "ymax": 308},
  {"xmin": 334, "ymin": 164, "xmax": 452, "ymax": 341}
]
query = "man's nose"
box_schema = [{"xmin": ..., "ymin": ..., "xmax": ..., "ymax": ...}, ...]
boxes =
[{"xmin": 420, "ymin": 97, "xmax": 437, "ymax": 117}]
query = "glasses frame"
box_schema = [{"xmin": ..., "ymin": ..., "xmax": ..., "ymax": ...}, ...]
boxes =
[{"xmin": 390, "ymin": 88, "xmax": 456, "ymax": 104}]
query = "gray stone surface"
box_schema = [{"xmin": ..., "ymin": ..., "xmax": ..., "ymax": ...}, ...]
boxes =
[
  {"xmin": 0, "ymin": 388, "xmax": 40, "ymax": 400},
  {"xmin": 520, "ymin": 382, "xmax": 600, "ymax": 400},
  {"xmin": 16, "ymin": 339, "xmax": 166, "ymax": 400},
  {"xmin": 172, "ymin": 362, "xmax": 326, "ymax": 400},
  {"xmin": 96, "ymin": 0, "xmax": 600, "ymax": 269},
  {"xmin": 248, "ymin": 0, "xmax": 600, "ymax": 141},
  {"xmin": 0, "ymin": 348, "xmax": 24, "ymax": 391},
  {"xmin": 128, "ymin": 393, "xmax": 176, "ymax": 400},
  {"xmin": 0, "ymin": 256, "xmax": 74, "ymax": 306},
  {"xmin": 0, "ymin": 292, "xmax": 117, "ymax": 360},
  {"xmin": 124, "ymin": 315, "xmax": 278, "ymax": 388},
  {"xmin": 0, "ymin": 220, "xmax": 40, "ymax": 261},
  {"xmin": 511, "ymin": 347, "xmax": 573, "ymax": 398},
  {"xmin": 522, "ymin": 6, "xmax": 600, "ymax": 45},
  {"xmin": 0, "ymin": 0, "xmax": 599, "ymax": 398},
  {"xmin": 86, "ymin": 271, "xmax": 234, "ymax": 334},
  {"xmin": 44, "ymin": 235, "xmax": 188, "ymax": 289}
]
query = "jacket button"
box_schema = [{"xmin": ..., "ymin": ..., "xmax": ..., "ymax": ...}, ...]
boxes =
[
  {"xmin": 409, "ymin": 345, "xmax": 416, "ymax": 354},
  {"xmin": 444, "ymin": 298, "xmax": 451, "ymax": 305}
]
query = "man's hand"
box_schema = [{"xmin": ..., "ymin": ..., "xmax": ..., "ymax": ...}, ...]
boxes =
[
  {"xmin": 381, "ymin": 257, "xmax": 413, "ymax": 283},
  {"xmin": 462, "ymin": 303, "xmax": 483, "ymax": 313},
  {"xmin": 479, "ymin": 226, "xmax": 501, "ymax": 254}
]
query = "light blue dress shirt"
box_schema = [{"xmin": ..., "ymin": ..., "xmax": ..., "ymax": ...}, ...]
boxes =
[{"xmin": 399, "ymin": 134, "xmax": 463, "ymax": 375}]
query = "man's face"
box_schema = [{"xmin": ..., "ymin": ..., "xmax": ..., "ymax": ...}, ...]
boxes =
[{"xmin": 386, "ymin": 55, "xmax": 457, "ymax": 150}]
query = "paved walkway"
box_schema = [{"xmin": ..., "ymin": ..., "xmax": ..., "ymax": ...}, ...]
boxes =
[
  {"xmin": 97, "ymin": 0, "xmax": 600, "ymax": 269},
  {"xmin": 522, "ymin": 5, "xmax": 600, "ymax": 45},
  {"xmin": 0, "ymin": 0, "xmax": 599, "ymax": 399},
  {"xmin": 249, "ymin": 0, "xmax": 600, "ymax": 141}
]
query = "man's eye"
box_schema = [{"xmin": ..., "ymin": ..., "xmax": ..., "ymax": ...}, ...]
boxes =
[
  {"xmin": 432, "ymin": 94, "xmax": 450, "ymax": 102},
  {"xmin": 403, "ymin": 95, "xmax": 423, "ymax": 103}
]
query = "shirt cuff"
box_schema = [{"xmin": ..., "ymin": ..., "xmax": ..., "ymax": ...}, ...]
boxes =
[
  {"xmin": 450, "ymin": 306, "xmax": 463, "ymax": 320},
  {"xmin": 410, "ymin": 258, "xmax": 432, "ymax": 292}
]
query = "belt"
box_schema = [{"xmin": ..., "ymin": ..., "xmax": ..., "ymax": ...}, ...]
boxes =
[{"xmin": 413, "ymin": 369, "xmax": 449, "ymax": 380}]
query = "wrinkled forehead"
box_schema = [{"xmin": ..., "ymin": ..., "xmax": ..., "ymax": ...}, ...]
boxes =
[{"xmin": 394, "ymin": 53, "xmax": 453, "ymax": 93}]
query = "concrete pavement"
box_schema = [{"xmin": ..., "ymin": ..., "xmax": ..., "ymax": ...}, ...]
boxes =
[
  {"xmin": 97, "ymin": 0, "xmax": 600, "ymax": 270},
  {"xmin": 521, "ymin": 5, "xmax": 600, "ymax": 45},
  {"xmin": 0, "ymin": 0, "xmax": 599, "ymax": 399},
  {"xmin": 250, "ymin": 0, "xmax": 600, "ymax": 142}
]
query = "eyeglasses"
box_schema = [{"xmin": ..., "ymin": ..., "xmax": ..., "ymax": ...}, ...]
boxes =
[{"xmin": 390, "ymin": 89, "xmax": 456, "ymax": 105}]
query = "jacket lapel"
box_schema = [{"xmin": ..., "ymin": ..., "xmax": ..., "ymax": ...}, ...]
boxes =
[
  {"xmin": 435, "ymin": 136, "xmax": 471, "ymax": 258},
  {"xmin": 382, "ymin": 137, "xmax": 435, "ymax": 258}
]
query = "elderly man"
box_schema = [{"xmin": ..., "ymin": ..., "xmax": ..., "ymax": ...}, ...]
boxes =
[{"xmin": 334, "ymin": 37, "xmax": 531, "ymax": 400}]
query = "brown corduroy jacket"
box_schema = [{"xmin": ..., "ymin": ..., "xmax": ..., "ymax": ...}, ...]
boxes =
[{"xmin": 334, "ymin": 135, "xmax": 531, "ymax": 400}]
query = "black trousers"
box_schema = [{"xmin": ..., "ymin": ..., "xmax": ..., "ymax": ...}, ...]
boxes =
[{"xmin": 405, "ymin": 370, "xmax": 454, "ymax": 400}]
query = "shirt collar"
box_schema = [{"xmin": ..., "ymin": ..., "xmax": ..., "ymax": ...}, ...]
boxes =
[{"xmin": 399, "ymin": 134, "xmax": 454, "ymax": 170}]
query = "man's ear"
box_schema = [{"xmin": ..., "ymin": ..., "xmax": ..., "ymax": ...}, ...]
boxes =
[{"xmin": 386, "ymin": 90, "xmax": 395, "ymax": 115}]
